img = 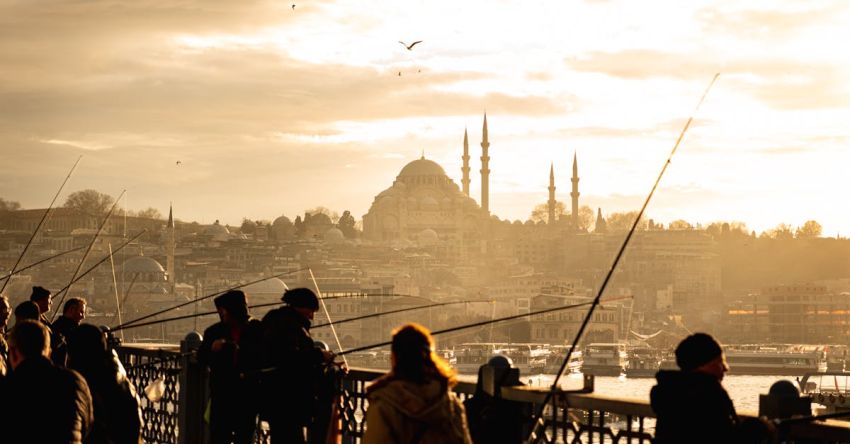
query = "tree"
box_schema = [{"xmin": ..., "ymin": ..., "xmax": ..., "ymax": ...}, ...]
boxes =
[
  {"xmin": 761, "ymin": 223, "xmax": 794, "ymax": 240},
  {"xmin": 529, "ymin": 201, "xmax": 566, "ymax": 224},
  {"xmin": 668, "ymin": 219, "xmax": 693, "ymax": 230},
  {"xmin": 337, "ymin": 210, "xmax": 358, "ymax": 238},
  {"xmin": 0, "ymin": 198, "xmax": 21, "ymax": 212},
  {"xmin": 606, "ymin": 211, "xmax": 649, "ymax": 232},
  {"xmin": 64, "ymin": 189, "xmax": 114, "ymax": 217},
  {"xmin": 566, "ymin": 206, "xmax": 595, "ymax": 231},
  {"xmin": 137, "ymin": 207, "xmax": 162, "ymax": 219},
  {"xmin": 240, "ymin": 218, "xmax": 257, "ymax": 235},
  {"xmin": 796, "ymin": 220, "xmax": 822, "ymax": 239}
]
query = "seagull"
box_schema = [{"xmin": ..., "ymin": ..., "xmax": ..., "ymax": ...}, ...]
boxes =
[
  {"xmin": 399, "ymin": 40, "xmax": 422, "ymax": 51},
  {"xmin": 398, "ymin": 71, "xmax": 402, "ymax": 77},
  {"xmin": 292, "ymin": 4, "xmax": 296, "ymax": 9},
  {"xmin": 176, "ymin": 161, "xmax": 182, "ymax": 166}
]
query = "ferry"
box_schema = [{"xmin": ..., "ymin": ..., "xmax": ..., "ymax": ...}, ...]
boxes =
[
  {"xmin": 582, "ymin": 343, "xmax": 628, "ymax": 376},
  {"xmin": 544, "ymin": 346, "xmax": 583, "ymax": 375},
  {"xmin": 453, "ymin": 343, "xmax": 549, "ymax": 375},
  {"xmin": 725, "ymin": 345, "xmax": 827, "ymax": 376},
  {"xmin": 625, "ymin": 347, "xmax": 661, "ymax": 378}
]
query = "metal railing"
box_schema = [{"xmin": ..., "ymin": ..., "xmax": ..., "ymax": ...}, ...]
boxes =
[{"xmin": 118, "ymin": 339, "xmax": 850, "ymax": 444}]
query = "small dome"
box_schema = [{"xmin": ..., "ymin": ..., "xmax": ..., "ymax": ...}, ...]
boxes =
[
  {"xmin": 393, "ymin": 181, "xmax": 407, "ymax": 190},
  {"xmin": 324, "ymin": 227, "xmax": 345, "ymax": 244},
  {"xmin": 273, "ymin": 215, "xmax": 292, "ymax": 226},
  {"xmin": 417, "ymin": 228, "xmax": 439, "ymax": 246},
  {"xmin": 377, "ymin": 187, "xmax": 396, "ymax": 198},
  {"xmin": 123, "ymin": 256, "xmax": 165, "ymax": 274},
  {"xmin": 244, "ymin": 278, "xmax": 288, "ymax": 295},
  {"xmin": 441, "ymin": 197, "xmax": 453, "ymax": 209},
  {"xmin": 203, "ymin": 223, "xmax": 230, "ymax": 236},
  {"xmin": 398, "ymin": 158, "xmax": 447, "ymax": 178}
]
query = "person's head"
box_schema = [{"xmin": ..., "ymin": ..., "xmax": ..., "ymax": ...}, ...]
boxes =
[
  {"xmin": 282, "ymin": 288, "xmax": 319, "ymax": 321},
  {"xmin": 29, "ymin": 286, "xmax": 51, "ymax": 314},
  {"xmin": 0, "ymin": 294, "xmax": 10, "ymax": 330},
  {"xmin": 214, "ymin": 290, "xmax": 249, "ymax": 324},
  {"xmin": 63, "ymin": 297, "xmax": 87, "ymax": 323},
  {"xmin": 66, "ymin": 324, "xmax": 108, "ymax": 369},
  {"xmin": 8, "ymin": 320, "xmax": 50, "ymax": 369},
  {"xmin": 14, "ymin": 301, "xmax": 40, "ymax": 324},
  {"xmin": 675, "ymin": 332, "xmax": 728, "ymax": 381},
  {"xmin": 390, "ymin": 323, "xmax": 456, "ymax": 387}
]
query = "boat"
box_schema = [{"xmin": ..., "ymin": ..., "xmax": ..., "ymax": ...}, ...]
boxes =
[
  {"xmin": 625, "ymin": 347, "xmax": 661, "ymax": 378},
  {"xmin": 725, "ymin": 344, "xmax": 827, "ymax": 376},
  {"xmin": 544, "ymin": 346, "xmax": 583, "ymax": 375},
  {"xmin": 454, "ymin": 343, "xmax": 503, "ymax": 374},
  {"xmin": 582, "ymin": 343, "xmax": 628, "ymax": 376},
  {"xmin": 500, "ymin": 344, "xmax": 549, "ymax": 375},
  {"xmin": 799, "ymin": 371, "xmax": 850, "ymax": 417}
]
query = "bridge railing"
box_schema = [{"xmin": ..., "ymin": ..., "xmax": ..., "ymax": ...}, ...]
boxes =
[{"xmin": 118, "ymin": 340, "xmax": 850, "ymax": 444}]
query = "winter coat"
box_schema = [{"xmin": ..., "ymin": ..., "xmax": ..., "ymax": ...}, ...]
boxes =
[
  {"xmin": 70, "ymin": 351, "xmax": 142, "ymax": 444},
  {"xmin": 650, "ymin": 370, "xmax": 738, "ymax": 444},
  {"xmin": 1, "ymin": 355, "xmax": 94, "ymax": 444},
  {"xmin": 363, "ymin": 374, "xmax": 473, "ymax": 444},
  {"xmin": 198, "ymin": 317, "xmax": 265, "ymax": 397},
  {"xmin": 261, "ymin": 306, "xmax": 325, "ymax": 422}
]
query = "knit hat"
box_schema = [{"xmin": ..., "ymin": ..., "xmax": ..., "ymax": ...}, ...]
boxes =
[
  {"xmin": 30, "ymin": 286, "xmax": 51, "ymax": 302},
  {"xmin": 214, "ymin": 290, "xmax": 249, "ymax": 320},
  {"xmin": 675, "ymin": 333, "xmax": 723, "ymax": 372},
  {"xmin": 281, "ymin": 288, "xmax": 319, "ymax": 310}
]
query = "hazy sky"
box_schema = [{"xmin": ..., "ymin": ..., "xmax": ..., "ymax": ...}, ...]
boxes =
[{"xmin": 2, "ymin": 1, "xmax": 850, "ymax": 235}]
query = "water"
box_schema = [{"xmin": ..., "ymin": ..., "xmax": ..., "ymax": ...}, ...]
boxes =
[{"xmin": 524, "ymin": 373, "xmax": 793, "ymax": 413}]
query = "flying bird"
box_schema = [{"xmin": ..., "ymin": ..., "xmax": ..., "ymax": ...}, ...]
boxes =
[
  {"xmin": 176, "ymin": 161, "xmax": 182, "ymax": 166},
  {"xmin": 399, "ymin": 40, "xmax": 422, "ymax": 51},
  {"xmin": 292, "ymin": 4, "xmax": 295, "ymax": 9}
]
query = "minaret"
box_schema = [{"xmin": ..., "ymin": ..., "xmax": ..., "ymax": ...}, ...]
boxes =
[
  {"xmin": 548, "ymin": 162, "xmax": 556, "ymax": 225},
  {"xmin": 462, "ymin": 128, "xmax": 470, "ymax": 196},
  {"xmin": 166, "ymin": 204, "xmax": 175, "ymax": 295},
  {"xmin": 480, "ymin": 114, "xmax": 490, "ymax": 215},
  {"xmin": 570, "ymin": 152, "xmax": 580, "ymax": 230},
  {"xmin": 595, "ymin": 208, "xmax": 607, "ymax": 233}
]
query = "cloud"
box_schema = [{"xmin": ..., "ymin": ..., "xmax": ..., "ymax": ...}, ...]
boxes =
[{"xmin": 696, "ymin": 3, "xmax": 846, "ymax": 41}]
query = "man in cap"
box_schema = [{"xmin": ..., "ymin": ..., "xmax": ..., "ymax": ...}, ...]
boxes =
[
  {"xmin": 262, "ymin": 288, "xmax": 335, "ymax": 444},
  {"xmin": 29, "ymin": 286, "xmax": 66, "ymax": 366},
  {"xmin": 650, "ymin": 333, "xmax": 739, "ymax": 443},
  {"xmin": 198, "ymin": 290, "xmax": 264, "ymax": 444}
]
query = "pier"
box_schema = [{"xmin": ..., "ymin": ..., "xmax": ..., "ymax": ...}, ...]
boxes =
[{"xmin": 121, "ymin": 335, "xmax": 850, "ymax": 444}]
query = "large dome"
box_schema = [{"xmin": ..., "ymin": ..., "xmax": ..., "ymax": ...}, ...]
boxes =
[
  {"xmin": 123, "ymin": 256, "xmax": 165, "ymax": 274},
  {"xmin": 398, "ymin": 158, "xmax": 447, "ymax": 178}
]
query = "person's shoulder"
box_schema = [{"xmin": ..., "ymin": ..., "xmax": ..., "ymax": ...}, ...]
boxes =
[{"xmin": 202, "ymin": 321, "xmax": 226, "ymax": 336}]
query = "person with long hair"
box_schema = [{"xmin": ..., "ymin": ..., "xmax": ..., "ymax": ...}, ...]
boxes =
[{"xmin": 363, "ymin": 323, "xmax": 472, "ymax": 444}]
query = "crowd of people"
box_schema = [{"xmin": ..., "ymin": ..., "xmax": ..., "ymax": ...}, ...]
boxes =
[{"xmin": 0, "ymin": 285, "xmax": 786, "ymax": 444}]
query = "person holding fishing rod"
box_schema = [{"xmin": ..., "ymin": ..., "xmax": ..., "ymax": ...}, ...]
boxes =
[
  {"xmin": 651, "ymin": 333, "xmax": 775, "ymax": 444},
  {"xmin": 197, "ymin": 290, "xmax": 265, "ymax": 444},
  {"xmin": 261, "ymin": 288, "xmax": 339, "ymax": 444}
]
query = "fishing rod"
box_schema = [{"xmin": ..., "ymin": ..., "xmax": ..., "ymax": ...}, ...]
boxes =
[
  {"xmin": 525, "ymin": 72, "xmax": 720, "ymax": 443},
  {"xmin": 112, "ymin": 268, "xmax": 309, "ymax": 330},
  {"xmin": 338, "ymin": 296, "xmax": 632, "ymax": 356},
  {"xmin": 311, "ymin": 299, "xmax": 493, "ymax": 329},
  {"xmin": 51, "ymin": 230, "xmax": 147, "ymax": 302},
  {"xmin": 0, "ymin": 245, "xmax": 86, "ymax": 281},
  {"xmin": 309, "ymin": 268, "xmax": 348, "ymax": 367},
  {"xmin": 110, "ymin": 293, "xmax": 449, "ymax": 332},
  {"xmin": 0, "ymin": 156, "xmax": 82, "ymax": 294},
  {"xmin": 52, "ymin": 189, "xmax": 126, "ymax": 322}
]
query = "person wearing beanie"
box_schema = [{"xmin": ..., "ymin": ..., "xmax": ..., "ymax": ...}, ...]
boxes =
[
  {"xmin": 650, "ymin": 333, "xmax": 741, "ymax": 443},
  {"xmin": 198, "ymin": 290, "xmax": 264, "ymax": 444},
  {"xmin": 261, "ymin": 288, "xmax": 336, "ymax": 443}
]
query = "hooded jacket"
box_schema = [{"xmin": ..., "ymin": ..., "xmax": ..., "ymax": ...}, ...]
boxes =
[
  {"xmin": 650, "ymin": 370, "xmax": 738, "ymax": 444},
  {"xmin": 363, "ymin": 374, "xmax": 473, "ymax": 444}
]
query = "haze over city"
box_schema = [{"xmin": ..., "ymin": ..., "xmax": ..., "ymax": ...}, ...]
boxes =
[{"xmin": 3, "ymin": 0, "xmax": 850, "ymax": 234}]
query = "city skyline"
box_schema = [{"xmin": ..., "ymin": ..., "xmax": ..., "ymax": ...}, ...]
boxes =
[{"xmin": 3, "ymin": 1, "xmax": 850, "ymax": 234}]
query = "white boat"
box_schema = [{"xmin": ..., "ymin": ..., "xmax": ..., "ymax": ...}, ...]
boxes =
[
  {"xmin": 454, "ymin": 343, "xmax": 549, "ymax": 375},
  {"xmin": 454, "ymin": 343, "xmax": 501, "ymax": 374},
  {"xmin": 582, "ymin": 343, "xmax": 628, "ymax": 376},
  {"xmin": 625, "ymin": 347, "xmax": 661, "ymax": 378},
  {"xmin": 725, "ymin": 345, "xmax": 827, "ymax": 376},
  {"xmin": 544, "ymin": 346, "xmax": 583, "ymax": 375}
]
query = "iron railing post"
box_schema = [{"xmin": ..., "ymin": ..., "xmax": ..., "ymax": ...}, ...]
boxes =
[{"xmin": 179, "ymin": 332, "xmax": 206, "ymax": 444}]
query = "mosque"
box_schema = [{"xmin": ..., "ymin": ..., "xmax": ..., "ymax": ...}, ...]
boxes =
[{"xmin": 362, "ymin": 114, "xmax": 584, "ymax": 252}]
